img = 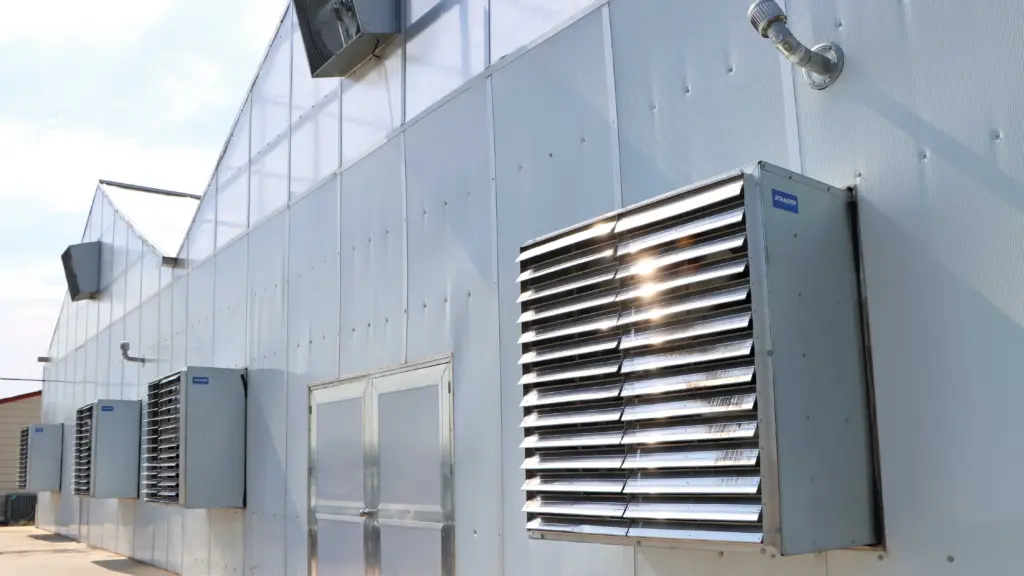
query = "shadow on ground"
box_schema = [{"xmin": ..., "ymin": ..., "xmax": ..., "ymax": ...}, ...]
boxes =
[{"xmin": 28, "ymin": 533, "xmax": 75, "ymax": 543}]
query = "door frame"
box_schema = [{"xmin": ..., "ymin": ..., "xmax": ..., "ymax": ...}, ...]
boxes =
[{"xmin": 308, "ymin": 354, "xmax": 455, "ymax": 576}]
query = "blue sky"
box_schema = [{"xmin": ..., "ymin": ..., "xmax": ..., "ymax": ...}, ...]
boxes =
[{"xmin": 0, "ymin": 0, "xmax": 287, "ymax": 398}]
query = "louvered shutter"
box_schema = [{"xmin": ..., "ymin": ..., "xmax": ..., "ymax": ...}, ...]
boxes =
[{"xmin": 517, "ymin": 176, "xmax": 764, "ymax": 544}]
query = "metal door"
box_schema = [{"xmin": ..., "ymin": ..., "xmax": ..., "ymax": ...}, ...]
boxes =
[{"xmin": 310, "ymin": 357, "xmax": 454, "ymax": 576}]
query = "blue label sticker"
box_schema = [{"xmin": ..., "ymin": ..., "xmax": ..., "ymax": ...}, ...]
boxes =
[
  {"xmin": 772, "ymin": 189, "xmax": 799, "ymax": 214},
  {"xmin": 34, "ymin": 427, "xmax": 43, "ymax": 433},
  {"xmin": 101, "ymin": 406, "xmax": 114, "ymax": 412},
  {"xmin": 192, "ymin": 376, "xmax": 210, "ymax": 385}
]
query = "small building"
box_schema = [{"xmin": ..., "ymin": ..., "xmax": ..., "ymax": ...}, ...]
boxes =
[{"xmin": 0, "ymin": 391, "xmax": 41, "ymax": 520}]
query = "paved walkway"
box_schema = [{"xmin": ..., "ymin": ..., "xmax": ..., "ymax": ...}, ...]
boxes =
[{"xmin": 0, "ymin": 526, "xmax": 173, "ymax": 575}]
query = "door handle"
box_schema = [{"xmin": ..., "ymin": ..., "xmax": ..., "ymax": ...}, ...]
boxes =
[{"xmin": 358, "ymin": 508, "xmax": 377, "ymax": 518}]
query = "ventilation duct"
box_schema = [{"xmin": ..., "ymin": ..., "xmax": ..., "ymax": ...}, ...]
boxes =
[
  {"xmin": 515, "ymin": 162, "xmax": 877, "ymax": 555},
  {"xmin": 16, "ymin": 424, "xmax": 63, "ymax": 492},
  {"xmin": 61, "ymin": 241, "xmax": 101, "ymax": 301},
  {"xmin": 141, "ymin": 367, "xmax": 247, "ymax": 508},
  {"xmin": 74, "ymin": 401, "xmax": 141, "ymax": 499}
]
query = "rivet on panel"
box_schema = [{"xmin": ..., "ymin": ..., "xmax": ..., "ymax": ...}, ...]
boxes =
[
  {"xmin": 727, "ymin": 66, "xmax": 735, "ymax": 74},
  {"xmin": 920, "ymin": 150, "xmax": 929, "ymax": 160},
  {"xmin": 517, "ymin": 164, "xmax": 524, "ymax": 171},
  {"xmin": 650, "ymin": 103, "xmax": 658, "ymax": 111},
  {"xmin": 684, "ymin": 86, "xmax": 691, "ymax": 94},
  {"xmin": 836, "ymin": 20, "xmax": 844, "ymax": 28},
  {"xmin": 548, "ymin": 152, "xmax": 554, "ymax": 158},
  {"xmin": 947, "ymin": 556, "xmax": 955, "ymax": 563},
  {"xmin": 580, "ymin": 137, "xmax": 586, "ymax": 143},
  {"xmin": 991, "ymin": 130, "xmax": 1002, "ymax": 141}
]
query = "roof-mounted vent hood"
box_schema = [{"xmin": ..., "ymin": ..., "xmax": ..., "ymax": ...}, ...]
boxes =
[
  {"xmin": 61, "ymin": 241, "xmax": 101, "ymax": 301},
  {"xmin": 292, "ymin": 0, "xmax": 399, "ymax": 78}
]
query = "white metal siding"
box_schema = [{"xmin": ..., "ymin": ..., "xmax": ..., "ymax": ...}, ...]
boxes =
[{"xmin": 35, "ymin": 0, "xmax": 1024, "ymax": 575}]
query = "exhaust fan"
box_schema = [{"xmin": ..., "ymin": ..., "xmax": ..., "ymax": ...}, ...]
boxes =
[
  {"xmin": 141, "ymin": 367, "xmax": 247, "ymax": 508},
  {"xmin": 17, "ymin": 424, "xmax": 63, "ymax": 492},
  {"xmin": 292, "ymin": 0, "xmax": 399, "ymax": 77},
  {"xmin": 74, "ymin": 401, "xmax": 141, "ymax": 499},
  {"xmin": 515, "ymin": 162, "xmax": 877, "ymax": 555}
]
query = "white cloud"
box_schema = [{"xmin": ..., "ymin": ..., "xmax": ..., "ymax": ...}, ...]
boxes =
[
  {"xmin": 0, "ymin": 0, "xmax": 174, "ymax": 48},
  {"xmin": 0, "ymin": 120, "xmax": 217, "ymax": 212},
  {"xmin": 159, "ymin": 57, "xmax": 233, "ymax": 122}
]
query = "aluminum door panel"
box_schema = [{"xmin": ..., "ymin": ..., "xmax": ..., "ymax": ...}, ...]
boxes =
[
  {"xmin": 380, "ymin": 523, "xmax": 442, "ymax": 576},
  {"xmin": 371, "ymin": 361, "xmax": 453, "ymax": 576},
  {"xmin": 316, "ymin": 517, "xmax": 366, "ymax": 576},
  {"xmin": 315, "ymin": 395, "xmax": 365, "ymax": 505}
]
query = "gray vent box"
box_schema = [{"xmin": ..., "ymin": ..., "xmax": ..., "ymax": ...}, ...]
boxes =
[
  {"xmin": 515, "ymin": 162, "xmax": 877, "ymax": 555},
  {"xmin": 61, "ymin": 241, "xmax": 101, "ymax": 301},
  {"xmin": 141, "ymin": 367, "xmax": 247, "ymax": 509},
  {"xmin": 74, "ymin": 400, "xmax": 141, "ymax": 499},
  {"xmin": 17, "ymin": 424, "xmax": 63, "ymax": 492},
  {"xmin": 292, "ymin": 0, "xmax": 399, "ymax": 78}
]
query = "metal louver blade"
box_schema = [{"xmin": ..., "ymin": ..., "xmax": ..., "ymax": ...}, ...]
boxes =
[
  {"xmin": 17, "ymin": 427, "xmax": 28, "ymax": 489},
  {"xmin": 74, "ymin": 403, "xmax": 95, "ymax": 496},
  {"xmin": 143, "ymin": 372, "xmax": 182, "ymax": 505},
  {"xmin": 517, "ymin": 174, "xmax": 761, "ymax": 545},
  {"xmin": 517, "ymin": 221, "xmax": 616, "ymax": 263}
]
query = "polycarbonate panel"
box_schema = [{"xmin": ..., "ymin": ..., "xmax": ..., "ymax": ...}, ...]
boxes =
[
  {"xmin": 220, "ymin": 99, "xmax": 251, "ymax": 185},
  {"xmin": 341, "ymin": 41, "xmax": 403, "ymax": 165},
  {"xmin": 291, "ymin": 8, "xmax": 340, "ymax": 121},
  {"xmin": 378, "ymin": 384, "xmax": 442, "ymax": 507},
  {"xmin": 290, "ymin": 95, "xmax": 340, "ymax": 198},
  {"xmin": 188, "ymin": 184, "xmax": 216, "ymax": 264},
  {"xmin": 112, "ymin": 215, "xmax": 127, "ymax": 278},
  {"xmin": 490, "ymin": 0, "xmax": 598, "ymax": 61},
  {"xmin": 140, "ymin": 250, "xmax": 161, "ymax": 304},
  {"xmin": 217, "ymin": 171, "xmax": 249, "ymax": 250},
  {"xmin": 405, "ymin": 0, "xmax": 487, "ymax": 119},
  {"xmin": 315, "ymin": 397, "xmax": 364, "ymax": 504},
  {"xmin": 125, "ymin": 260, "xmax": 142, "ymax": 312},
  {"xmin": 316, "ymin": 518, "xmax": 365, "ymax": 576},
  {"xmin": 251, "ymin": 17, "xmax": 291, "ymax": 154},
  {"xmin": 380, "ymin": 524, "xmax": 442, "ymax": 576},
  {"xmin": 250, "ymin": 139, "xmax": 289, "ymax": 225}
]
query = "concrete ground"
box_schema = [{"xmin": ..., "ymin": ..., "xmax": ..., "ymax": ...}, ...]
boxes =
[{"xmin": 0, "ymin": 526, "xmax": 173, "ymax": 575}]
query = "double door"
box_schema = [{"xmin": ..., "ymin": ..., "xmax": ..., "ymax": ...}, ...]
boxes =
[{"xmin": 309, "ymin": 358, "xmax": 454, "ymax": 576}]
